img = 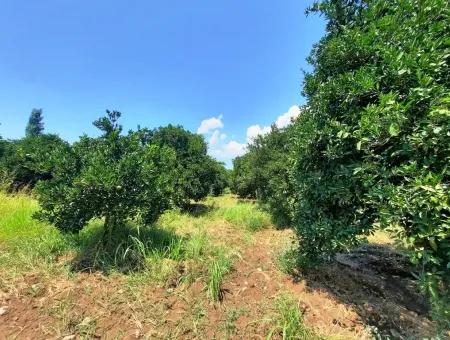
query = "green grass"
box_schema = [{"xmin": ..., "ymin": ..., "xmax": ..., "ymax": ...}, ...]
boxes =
[
  {"xmin": 0, "ymin": 192, "xmax": 267, "ymax": 303},
  {"xmin": 214, "ymin": 202, "xmax": 271, "ymax": 231},
  {"xmin": 208, "ymin": 251, "xmax": 233, "ymax": 301},
  {"xmin": 0, "ymin": 192, "xmax": 72, "ymax": 276},
  {"xmin": 268, "ymin": 295, "xmax": 321, "ymax": 340}
]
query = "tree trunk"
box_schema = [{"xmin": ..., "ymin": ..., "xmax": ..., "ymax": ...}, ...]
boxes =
[{"xmin": 103, "ymin": 214, "xmax": 116, "ymax": 246}]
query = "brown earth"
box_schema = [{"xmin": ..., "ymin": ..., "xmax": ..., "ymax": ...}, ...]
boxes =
[{"xmin": 0, "ymin": 228, "xmax": 438, "ymax": 339}]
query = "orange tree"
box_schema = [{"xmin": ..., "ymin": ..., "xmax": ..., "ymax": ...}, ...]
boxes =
[{"xmin": 293, "ymin": 0, "xmax": 449, "ymax": 327}]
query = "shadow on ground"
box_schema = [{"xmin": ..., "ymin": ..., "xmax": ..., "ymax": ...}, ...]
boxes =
[
  {"xmin": 69, "ymin": 222, "xmax": 182, "ymax": 274},
  {"xmin": 183, "ymin": 202, "xmax": 216, "ymax": 217},
  {"xmin": 292, "ymin": 244, "xmax": 435, "ymax": 338}
]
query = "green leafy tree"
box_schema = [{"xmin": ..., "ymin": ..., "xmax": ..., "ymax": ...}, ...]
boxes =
[
  {"xmin": 0, "ymin": 134, "xmax": 70, "ymax": 191},
  {"xmin": 231, "ymin": 123, "xmax": 298, "ymax": 227},
  {"xmin": 250, "ymin": 124, "xmax": 297, "ymax": 227},
  {"xmin": 294, "ymin": 0, "xmax": 449, "ymax": 326},
  {"xmin": 148, "ymin": 125, "xmax": 226, "ymax": 207},
  {"xmin": 34, "ymin": 111, "xmax": 177, "ymax": 242},
  {"xmin": 25, "ymin": 108, "xmax": 44, "ymax": 137},
  {"xmin": 231, "ymin": 153, "xmax": 258, "ymax": 199},
  {"xmin": 209, "ymin": 160, "xmax": 230, "ymax": 196}
]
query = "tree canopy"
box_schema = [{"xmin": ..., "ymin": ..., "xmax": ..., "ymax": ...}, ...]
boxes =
[{"xmin": 34, "ymin": 111, "xmax": 177, "ymax": 241}]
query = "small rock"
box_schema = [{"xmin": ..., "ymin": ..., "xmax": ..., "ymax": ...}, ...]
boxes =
[
  {"xmin": 62, "ymin": 335, "xmax": 75, "ymax": 340},
  {"xmin": 0, "ymin": 306, "xmax": 8, "ymax": 316}
]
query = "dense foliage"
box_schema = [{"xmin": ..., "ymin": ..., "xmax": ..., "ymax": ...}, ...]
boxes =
[
  {"xmin": 1, "ymin": 109, "xmax": 229, "ymax": 242},
  {"xmin": 148, "ymin": 125, "xmax": 228, "ymax": 207},
  {"xmin": 0, "ymin": 134, "xmax": 70, "ymax": 191},
  {"xmin": 34, "ymin": 111, "xmax": 177, "ymax": 240},
  {"xmin": 231, "ymin": 0, "xmax": 449, "ymax": 326},
  {"xmin": 295, "ymin": 0, "xmax": 449, "ymax": 319}
]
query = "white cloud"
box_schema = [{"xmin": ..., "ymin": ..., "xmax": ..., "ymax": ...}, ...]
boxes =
[
  {"xmin": 221, "ymin": 141, "xmax": 247, "ymax": 158},
  {"xmin": 209, "ymin": 141, "xmax": 246, "ymax": 159},
  {"xmin": 196, "ymin": 105, "xmax": 301, "ymax": 168},
  {"xmin": 275, "ymin": 105, "xmax": 301, "ymax": 128},
  {"xmin": 245, "ymin": 105, "xmax": 301, "ymax": 143},
  {"xmin": 197, "ymin": 114, "xmax": 224, "ymax": 134},
  {"xmin": 209, "ymin": 130, "xmax": 221, "ymax": 146},
  {"xmin": 246, "ymin": 124, "xmax": 271, "ymax": 143}
]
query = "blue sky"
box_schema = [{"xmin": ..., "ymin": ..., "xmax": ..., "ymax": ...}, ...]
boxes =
[{"xmin": 0, "ymin": 0, "xmax": 325, "ymax": 166}]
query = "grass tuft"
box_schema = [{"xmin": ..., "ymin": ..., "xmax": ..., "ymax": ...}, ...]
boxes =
[
  {"xmin": 208, "ymin": 251, "xmax": 233, "ymax": 301},
  {"xmin": 268, "ymin": 294, "xmax": 321, "ymax": 340}
]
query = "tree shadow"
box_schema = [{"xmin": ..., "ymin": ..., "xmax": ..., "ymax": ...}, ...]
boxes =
[
  {"xmin": 289, "ymin": 244, "xmax": 436, "ymax": 338},
  {"xmin": 183, "ymin": 202, "xmax": 216, "ymax": 217},
  {"xmin": 69, "ymin": 222, "xmax": 183, "ymax": 274}
]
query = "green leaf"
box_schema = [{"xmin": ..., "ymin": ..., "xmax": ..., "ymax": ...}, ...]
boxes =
[{"xmin": 388, "ymin": 123, "xmax": 400, "ymax": 136}]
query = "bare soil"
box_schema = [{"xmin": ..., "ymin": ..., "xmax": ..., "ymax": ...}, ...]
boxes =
[{"xmin": 0, "ymin": 228, "xmax": 438, "ymax": 339}]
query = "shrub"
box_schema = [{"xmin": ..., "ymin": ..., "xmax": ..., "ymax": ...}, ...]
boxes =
[
  {"xmin": 231, "ymin": 123, "xmax": 298, "ymax": 227},
  {"xmin": 0, "ymin": 134, "xmax": 71, "ymax": 191},
  {"xmin": 34, "ymin": 111, "xmax": 177, "ymax": 243}
]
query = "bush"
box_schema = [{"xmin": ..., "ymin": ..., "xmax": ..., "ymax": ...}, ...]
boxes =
[
  {"xmin": 231, "ymin": 124, "xmax": 298, "ymax": 227},
  {"xmin": 34, "ymin": 111, "xmax": 177, "ymax": 243},
  {"xmin": 293, "ymin": 0, "xmax": 449, "ymax": 327}
]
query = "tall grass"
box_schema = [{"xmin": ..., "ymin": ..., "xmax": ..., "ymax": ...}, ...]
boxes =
[
  {"xmin": 208, "ymin": 251, "xmax": 233, "ymax": 301},
  {"xmin": 0, "ymin": 192, "xmax": 72, "ymax": 272}
]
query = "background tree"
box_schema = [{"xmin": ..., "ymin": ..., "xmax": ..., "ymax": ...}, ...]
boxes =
[
  {"xmin": 0, "ymin": 134, "xmax": 69, "ymax": 191},
  {"xmin": 25, "ymin": 108, "xmax": 44, "ymax": 137},
  {"xmin": 231, "ymin": 123, "xmax": 298, "ymax": 227},
  {"xmin": 230, "ymin": 153, "xmax": 258, "ymax": 199},
  {"xmin": 148, "ymin": 125, "xmax": 227, "ymax": 207}
]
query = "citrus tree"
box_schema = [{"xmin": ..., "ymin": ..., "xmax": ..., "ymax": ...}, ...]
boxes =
[
  {"xmin": 34, "ymin": 111, "xmax": 177, "ymax": 242},
  {"xmin": 293, "ymin": 0, "xmax": 449, "ymax": 325}
]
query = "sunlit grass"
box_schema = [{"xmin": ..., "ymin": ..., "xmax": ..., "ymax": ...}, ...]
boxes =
[
  {"xmin": 0, "ymin": 192, "xmax": 72, "ymax": 272},
  {"xmin": 213, "ymin": 201, "xmax": 271, "ymax": 231},
  {"xmin": 0, "ymin": 192, "xmax": 270, "ymax": 303},
  {"xmin": 268, "ymin": 294, "xmax": 322, "ymax": 340}
]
